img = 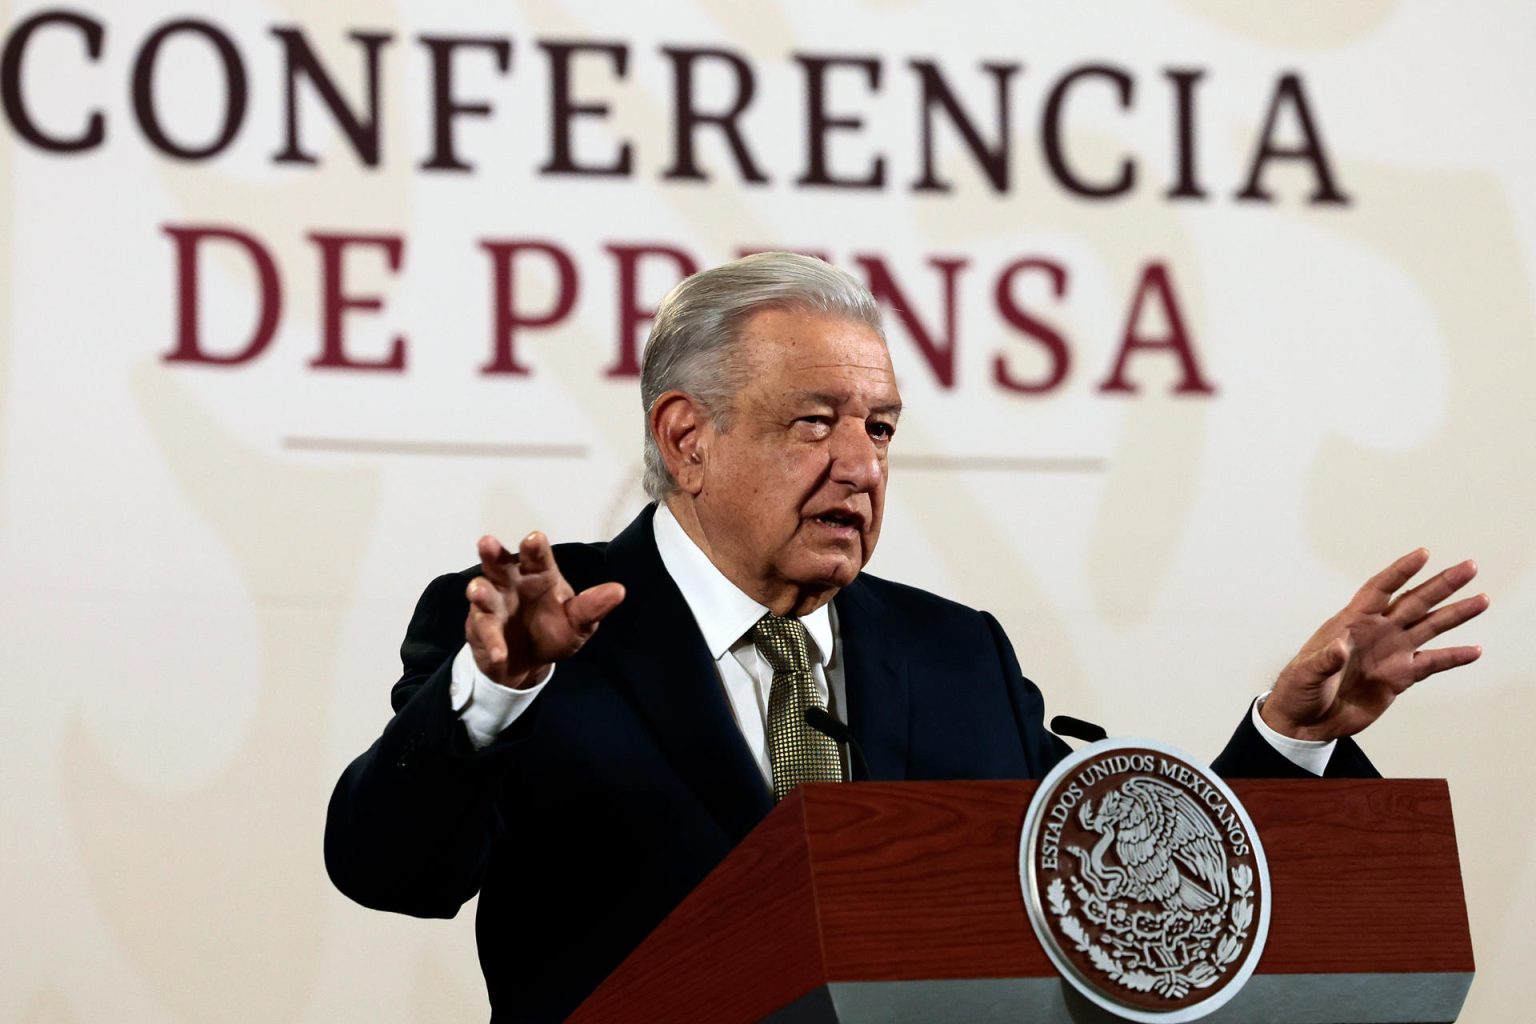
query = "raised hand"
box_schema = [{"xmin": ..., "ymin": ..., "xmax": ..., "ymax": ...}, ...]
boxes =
[
  {"xmin": 1262, "ymin": 549, "xmax": 1488, "ymax": 742},
  {"xmin": 465, "ymin": 532, "xmax": 626, "ymax": 690}
]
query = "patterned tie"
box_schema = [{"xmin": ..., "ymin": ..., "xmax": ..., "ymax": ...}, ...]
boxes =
[{"xmin": 752, "ymin": 613, "xmax": 844, "ymax": 801}]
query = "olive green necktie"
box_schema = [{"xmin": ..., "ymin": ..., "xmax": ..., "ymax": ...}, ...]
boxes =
[{"xmin": 751, "ymin": 613, "xmax": 843, "ymax": 801}]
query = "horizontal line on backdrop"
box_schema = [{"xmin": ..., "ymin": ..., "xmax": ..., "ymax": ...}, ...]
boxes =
[
  {"xmin": 892, "ymin": 455, "xmax": 1106, "ymax": 473},
  {"xmin": 283, "ymin": 437, "xmax": 589, "ymax": 459}
]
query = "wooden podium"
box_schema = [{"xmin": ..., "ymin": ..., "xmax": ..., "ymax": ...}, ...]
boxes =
[{"xmin": 571, "ymin": 780, "xmax": 1472, "ymax": 1023}]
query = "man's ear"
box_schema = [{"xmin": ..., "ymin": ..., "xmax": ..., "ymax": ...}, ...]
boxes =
[{"xmin": 650, "ymin": 391, "xmax": 712, "ymax": 495}]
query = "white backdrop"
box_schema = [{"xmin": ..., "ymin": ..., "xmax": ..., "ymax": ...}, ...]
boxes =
[{"xmin": 2, "ymin": 2, "xmax": 1532, "ymax": 1020}]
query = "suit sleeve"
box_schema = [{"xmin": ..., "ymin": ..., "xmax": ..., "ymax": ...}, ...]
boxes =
[
  {"xmin": 981, "ymin": 611, "xmax": 1073, "ymax": 778},
  {"xmin": 1211, "ymin": 709, "xmax": 1381, "ymax": 779},
  {"xmin": 324, "ymin": 571, "xmax": 535, "ymax": 918},
  {"xmin": 975, "ymin": 605, "xmax": 1379, "ymax": 781}
]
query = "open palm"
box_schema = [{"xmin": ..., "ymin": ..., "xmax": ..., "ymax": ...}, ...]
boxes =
[{"xmin": 1263, "ymin": 549, "xmax": 1488, "ymax": 742}]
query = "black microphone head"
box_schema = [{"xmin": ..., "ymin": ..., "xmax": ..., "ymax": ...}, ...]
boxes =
[
  {"xmin": 803, "ymin": 707, "xmax": 872, "ymax": 782},
  {"xmin": 804, "ymin": 706, "xmax": 852, "ymax": 743},
  {"xmin": 1051, "ymin": 714, "xmax": 1108, "ymax": 744}
]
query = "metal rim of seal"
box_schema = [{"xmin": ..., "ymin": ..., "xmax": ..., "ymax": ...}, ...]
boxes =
[{"xmin": 1018, "ymin": 737, "xmax": 1272, "ymax": 1023}]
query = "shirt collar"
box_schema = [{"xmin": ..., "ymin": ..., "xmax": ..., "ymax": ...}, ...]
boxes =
[{"xmin": 652, "ymin": 503, "xmax": 834, "ymax": 667}]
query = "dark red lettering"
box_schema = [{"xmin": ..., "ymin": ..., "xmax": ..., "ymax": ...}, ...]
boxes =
[
  {"xmin": 1041, "ymin": 64, "xmax": 1135, "ymax": 199},
  {"xmin": 856, "ymin": 255, "xmax": 967, "ymax": 388},
  {"xmin": 162, "ymin": 225, "xmax": 282, "ymax": 366},
  {"xmin": 661, "ymin": 46, "xmax": 766, "ymax": 184},
  {"xmin": 604, "ymin": 244, "xmax": 697, "ymax": 378},
  {"xmin": 1236, "ymin": 73, "xmax": 1349, "ymax": 205},
  {"xmin": 418, "ymin": 35, "xmax": 512, "ymax": 172},
  {"xmin": 1098, "ymin": 262, "xmax": 1214, "ymax": 395},
  {"xmin": 539, "ymin": 41, "xmax": 632, "ymax": 176},
  {"xmin": 1165, "ymin": 69, "xmax": 1206, "ymax": 200},
  {"xmin": 911, "ymin": 60, "xmax": 1017, "ymax": 194},
  {"xmin": 480, "ymin": 240, "xmax": 579, "ymax": 376},
  {"xmin": 308, "ymin": 233, "xmax": 407, "ymax": 371},
  {"xmin": 1, "ymin": 10, "xmax": 106, "ymax": 153},
  {"xmin": 794, "ymin": 54, "xmax": 885, "ymax": 189},
  {"xmin": 132, "ymin": 20, "xmax": 247, "ymax": 160},
  {"xmin": 993, "ymin": 258, "xmax": 1070, "ymax": 393},
  {"xmin": 271, "ymin": 27, "xmax": 391, "ymax": 168}
]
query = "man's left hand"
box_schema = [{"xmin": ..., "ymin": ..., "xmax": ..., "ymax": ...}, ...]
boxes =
[{"xmin": 1262, "ymin": 549, "xmax": 1489, "ymax": 742}]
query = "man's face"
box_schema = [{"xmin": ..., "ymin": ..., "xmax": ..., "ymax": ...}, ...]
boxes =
[{"xmin": 691, "ymin": 308, "xmax": 901, "ymax": 614}]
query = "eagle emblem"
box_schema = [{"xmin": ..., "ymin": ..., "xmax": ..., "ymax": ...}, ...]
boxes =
[
  {"xmin": 1070, "ymin": 777, "xmax": 1229, "ymax": 913},
  {"xmin": 1020, "ymin": 741, "xmax": 1270, "ymax": 1022}
]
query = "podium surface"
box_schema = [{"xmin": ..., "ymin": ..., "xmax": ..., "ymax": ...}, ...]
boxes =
[{"xmin": 572, "ymin": 780, "xmax": 1471, "ymax": 1023}]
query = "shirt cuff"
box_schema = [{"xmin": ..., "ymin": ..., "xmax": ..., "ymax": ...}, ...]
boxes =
[
  {"xmin": 449, "ymin": 644, "xmax": 552, "ymax": 749},
  {"xmin": 1251, "ymin": 693, "xmax": 1336, "ymax": 776}
]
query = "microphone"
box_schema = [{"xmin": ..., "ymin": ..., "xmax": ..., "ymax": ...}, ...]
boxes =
[
  {"xmin": 1050, "ymin": 714, "xmax": 1108, "ymax": 744},
  {"xmin": 804, "ymin": 707, "xmax": 872, "ymax": 781}
]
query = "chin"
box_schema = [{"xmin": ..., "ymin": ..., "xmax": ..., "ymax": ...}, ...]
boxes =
[
  {"xmin": 814, "ymin": 557, "xmax": 863, "ymax": 588},
  {"xmin": 783, "ymin": 533, "xmax": 871, "ymax": 589},
  {"xmin": 828, "ymin": 565, "xmax": 861, "ymax": 587}
]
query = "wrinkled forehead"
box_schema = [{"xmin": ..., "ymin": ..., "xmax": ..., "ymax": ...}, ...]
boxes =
[{"xmin": 733, "ymin": 309, "xmax": 894, "ymax": 371}]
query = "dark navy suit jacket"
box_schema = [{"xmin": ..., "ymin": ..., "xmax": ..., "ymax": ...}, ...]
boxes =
[{"xmin": 324, "ymin": 504, "xmax": 1375, "ymax": 1022}]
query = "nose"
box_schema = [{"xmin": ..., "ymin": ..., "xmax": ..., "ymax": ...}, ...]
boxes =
[{"xmin": 829, "ymin": 422, "xmax": 883, "ymax": 492}]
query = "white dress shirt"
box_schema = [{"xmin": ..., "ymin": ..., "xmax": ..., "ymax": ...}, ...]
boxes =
[
  {"xmin": 449, "ymin": 504, "xmax": 844, "ymax": 784},
  {"xmin": 1251, "ymin": 692, "xmax": 1334, "ymax": 775},
  {"xmin": 447, "ymin": 507, "xmax": 1334, "ymax": 775}
]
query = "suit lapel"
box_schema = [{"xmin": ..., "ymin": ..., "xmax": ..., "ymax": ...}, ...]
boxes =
[
  {"xmin": 588, "ymin": 507, "xmax": 773, "ymax": 843},
  {"xmin": 834, "ymin": 578, "xmax": 911, "ymax": 781}
]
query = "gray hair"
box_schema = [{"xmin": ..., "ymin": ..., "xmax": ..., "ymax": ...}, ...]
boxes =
[{"xmin": 639, "ymin": 252, "xmax": 885, "ymax": 501}]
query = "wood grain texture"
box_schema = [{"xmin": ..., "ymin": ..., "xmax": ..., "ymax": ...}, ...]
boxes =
[
  {"xmin": 1236, "ymin": 778, "xmax": 1473, "ymax": 974},
  {"xmin": 572, "ymin": 779, "xmax": 1471, "ymax": 1020},
  {"xmin": 569, "ymin": 794, "xmax": 827, "ymax": 1023},
  {"xmin": 805, "ymin": 781, "xmax": 1049, "ymax": 981}
]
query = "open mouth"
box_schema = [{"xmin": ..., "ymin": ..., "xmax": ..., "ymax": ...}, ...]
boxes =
[{"xmin": 812, "ymin": 511, "xmax": 862, "ymax": 530}]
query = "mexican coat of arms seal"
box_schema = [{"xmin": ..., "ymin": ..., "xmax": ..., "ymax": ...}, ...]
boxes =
[{"xmin": 1019, "ymin": 739, "xmax": 1271, "ymax": 1022}]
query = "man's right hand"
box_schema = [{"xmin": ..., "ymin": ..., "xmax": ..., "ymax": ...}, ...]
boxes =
[{"xmin": 465, "ymin": 532, "xmax": 626, "ymax": 690}]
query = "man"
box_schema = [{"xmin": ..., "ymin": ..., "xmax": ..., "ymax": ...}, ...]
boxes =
[{"xmin": 325, "ymin": 253, "xmax": 1487, "ymax": 1022}]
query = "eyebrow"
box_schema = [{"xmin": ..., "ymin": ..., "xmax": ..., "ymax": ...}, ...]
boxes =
[{"xmin": 794, "ymin": 390, "xmax": 903, "ymax": 417}]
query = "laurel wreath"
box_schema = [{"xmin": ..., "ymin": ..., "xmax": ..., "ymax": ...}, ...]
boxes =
[{"xmin": 1048, "ymin": 863, "xmax": 1255, "ymax": 999}]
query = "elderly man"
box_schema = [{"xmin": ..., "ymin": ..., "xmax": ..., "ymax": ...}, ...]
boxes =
[{"xmin": 325, "ymin": 253, "xmax": 1486, "ymax": 1023}]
